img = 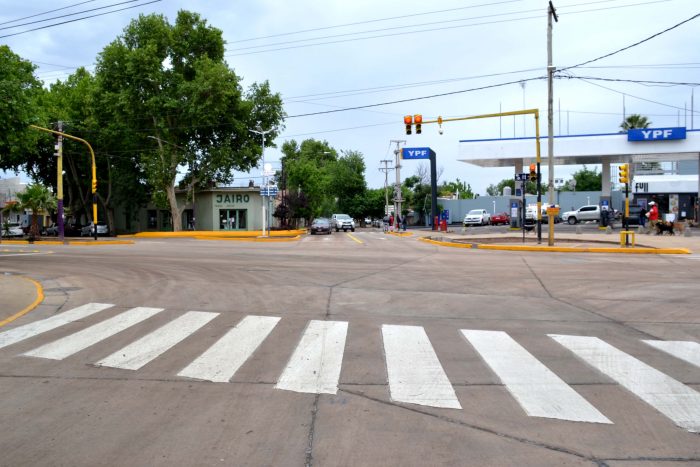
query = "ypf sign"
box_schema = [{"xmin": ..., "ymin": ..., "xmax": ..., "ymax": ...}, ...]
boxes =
[
  {"xmin": 627, "ymin": 127, "xmax": 686, "ymax": 142},
  {"xmin": 401, "ymin": 147, "xmax": 435, "ymax": 160}
]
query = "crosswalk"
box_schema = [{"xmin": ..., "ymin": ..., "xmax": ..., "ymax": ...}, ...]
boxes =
[{"xmin": 1, "ymin": 303, "xmax": 699, "ymax": 433}]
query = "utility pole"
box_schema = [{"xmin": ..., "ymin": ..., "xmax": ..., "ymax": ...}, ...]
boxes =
[
  {"xmin": 249, "ymin": 126, "xmax": 275, "ymax": 237},
  {"xmin": 547, "ymin": 1, "xmax": 558, "ymax": 246},
  {"xmin": 56, "ymin": 121, "xmax": 65, "ymax": 242},
  {"xmin": 379, "ymin": 159, "xmax": 394, "ymax": 218},
  {"xmin": 391, "ymin": 139, "xmax": 406, "ymax": 228}
]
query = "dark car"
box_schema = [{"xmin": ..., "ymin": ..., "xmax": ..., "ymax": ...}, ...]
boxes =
[{"xmin": 309, "ymin": 218, "xmax": 332, "ymax": 235}]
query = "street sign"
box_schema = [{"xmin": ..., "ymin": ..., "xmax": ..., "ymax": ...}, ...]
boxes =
[
  {"xmin": 260, "ymin": 187, "xmax": 278, "ymax": 197},
  {"xmin": 515, "ymin": 173, "xmax": 529, "ymax": 181},
  {"xmin": 401, "ymin": 147, "xmax": 435, "ymax": 160}
]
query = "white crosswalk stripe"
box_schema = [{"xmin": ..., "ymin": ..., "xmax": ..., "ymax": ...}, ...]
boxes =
[
  {"xmin": 178, "ymin": 315, "xmax": 280, "ymax": 382},
  {"xmin": 382, "ymin": 324, "xmax": 461, "ymax": 409},
  {"xmin": 643, "ymin": 339, "xmax": 700, "ymax": 368},
  {"xmin": 0, "ymin": 303, "xmax": 113, "ymax": 350},
  {"xmin": 96, "ymin": 311, "xmax": 219, "ymax": 370},
  {"xmin": 462, "ymin": 330, "xmax": 611, "ymax": 424},
  {"xmin": 550, "ymin": 334, "xmax": 700, "ymax": 433},
  {"xmin": 276, "ymin": 320, "xmax": 348, "ymax": 394},
  {"xmin": 23, "ymin": 307, "xmax": 164, "ymax": 360}
]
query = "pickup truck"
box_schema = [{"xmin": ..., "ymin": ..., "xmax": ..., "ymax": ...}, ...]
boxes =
[
  {"xmin": 463, "ymin": 209, "xmax": 491, "ymax": 226},
  {"xmin": 525, "ymin": 204, "xmax": 561, "ymax": 224},
  {"xmin": 331, "ymin": 214, "xmax": 355, "ymax": 232},
  {"xmin": 560, "ymin": 205, "xmax": 601, "ymax": 225}
]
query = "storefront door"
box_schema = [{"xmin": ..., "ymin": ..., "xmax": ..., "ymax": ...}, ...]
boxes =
[{"xmin": 219, "ymin": 209, "xmax": 247, "ymax": 230}]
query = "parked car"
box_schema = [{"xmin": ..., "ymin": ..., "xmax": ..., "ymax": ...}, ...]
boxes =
[
  {"xmin": 331, "ymin": 213, "xmax": 355, "ymax": 232},
  {"xmin": 1, "ymin": 223, "xmax": 24, "ymax": 237},
  {"xmin": 44, "ymin": 223, "xmax": 59, "ymax": 236},
  {"xmin": 309, "ymin": 218, "xmax": 332, "ymax": 235},
  {"xmin": 561, "ymin": 205, "xmax": 601, "ymax": 225},
  {"xmin": 80, "ymin": 222, "xmax": 109, "ymax": 236},
  {"xmin": 63, "ymin": 223, "xmax": 83, "ymax": 237},
  {"xmin": 526, "ymin": 204, "xmax": 562, "ymax": 224},
  {"xmin": 490, "ymin": 212, "xmax": 510, "ymax": 225},
  {"xmin": 463, "ymin": 209, "xmax": 491, "ymax": 226}
]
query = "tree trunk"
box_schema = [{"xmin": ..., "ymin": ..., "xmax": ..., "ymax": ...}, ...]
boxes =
[{"xmin": 166, "ymin": 184, "xmax": 182, "ymax": 232}]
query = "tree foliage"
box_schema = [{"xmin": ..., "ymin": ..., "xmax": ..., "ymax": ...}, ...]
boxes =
[
  {"xmin": 620, "ymin": 114, "xmax": 651, "ymax": 131},
  {"xmin": 569, "ymin": 165, "xmax": 602, "ymax": 191},
  {"xmin": 17, "ymin": 184, "xmax": 57, "ymax": 238}
]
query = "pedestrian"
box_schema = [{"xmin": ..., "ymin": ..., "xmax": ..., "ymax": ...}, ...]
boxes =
[
  {"xmin": 646, "ymin": 201, "xmax": 659, "ymax": 233},
  {"xmin": 402, "ymin": 215, "xmax": 407, "ymax": 231},
  {"xmin": 389, "ymin": 214, "xmax": 394, "ymax": 232},
  {"xmin": 639, "ymin": 206, "xmax": 647, "ymax": 228}
]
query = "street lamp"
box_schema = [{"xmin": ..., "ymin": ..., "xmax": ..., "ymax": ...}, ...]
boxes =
[
  {"xmin": 147, "ymin": 136, "xmax": 196, "ymax": 230},
  {"xmin": 249, "ymin": 126, "xmax": 275, "ymax": 237}
]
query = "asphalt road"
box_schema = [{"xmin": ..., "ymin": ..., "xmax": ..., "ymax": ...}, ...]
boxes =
[{"xmin": 1, "ymin": 231, "xmax": 699, "ymax": 466}]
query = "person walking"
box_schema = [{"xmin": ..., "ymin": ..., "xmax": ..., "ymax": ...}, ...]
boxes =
[
  {"xmin": 639, "ymin": 206, "xmax": 647, "ymax": 228},
  {"xmin": 389, "ymin": 214, "xmax": 394, "ymax": 233},
  {"xmin": 647, "ymin": 201, "xmax": 659, "ymax": 233}
]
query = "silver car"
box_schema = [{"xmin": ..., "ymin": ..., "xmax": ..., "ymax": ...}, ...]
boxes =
[
  {"xmin": 81, "ymin": 223, "xmax": 110, "ymax": 236},
  {"xmin": 2, "ymin": 223, "xmax": 24, "ymax": 237}
]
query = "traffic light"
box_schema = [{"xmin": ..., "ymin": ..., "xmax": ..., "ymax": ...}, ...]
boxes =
[
  {"xmin": 404, "ymin": 115, "xmax": 413, "ymax": 135},
  {"xmin": 91, "ymin": 179, "xmax": 97, "ymax": 192},
  {"xmin": 529, "ymin": 163, "xmax": 537, "ymax": 181},
  {"xmin": 414, "ymin": 114, "xmax": 422, "ymax": 134},
  {"xmin": 619, "ymin": 163, "xmax": 629, "ymax": 184}
]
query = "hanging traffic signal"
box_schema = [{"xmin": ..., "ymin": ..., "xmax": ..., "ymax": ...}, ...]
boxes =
[
  {"xmin": 619, "ymin": 163, "xmax": 629, "ymax": 184},
  {"xmin": 404, "ymin": 115, "xmax": 413, "ymax": 135},
  {"xmin": 414, "ymin": 114, "xmax": 422, "ymax": 134},
  {"xmin": 529, "ymin": 163, "xmax": 537, "ymax": 181}
]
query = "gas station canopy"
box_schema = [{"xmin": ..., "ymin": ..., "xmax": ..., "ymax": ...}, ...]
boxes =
[{"xmin": 458, "ymin": 129, "xmax": 700, "ymax": 167}]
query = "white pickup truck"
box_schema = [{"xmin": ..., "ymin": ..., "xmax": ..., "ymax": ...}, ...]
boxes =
[
  {"xmin": 560, "ymin": 205, "xmax": 601, "ymax": 225},
  {"xmin": 331, "ymin": 214, "xmax": 355, "ymax": 232}
]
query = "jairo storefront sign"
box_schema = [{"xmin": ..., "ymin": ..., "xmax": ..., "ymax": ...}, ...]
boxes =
[
  {"xmin": 215, "ymin": 193, "xmax": 251, "ymax": 206},
  {"xmin": 628, "ymin": 127, "xmax": 686, "ymax": 142}
]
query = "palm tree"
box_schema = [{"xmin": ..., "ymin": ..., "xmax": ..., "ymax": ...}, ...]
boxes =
[
  {"xmin": 1, "ymin": 201, "xmax": 23, "ymax": 237},
  {"xmin": 17, "ymin": 184, "xmax": 57, "ymax": 239},
  {"xmin": 620, "ymin": 114, "xmax": 651, "ymax": 131}
]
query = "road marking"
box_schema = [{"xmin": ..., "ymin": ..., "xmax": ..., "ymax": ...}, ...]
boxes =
[
  {"xmin": 461, "ymin": 330, "xmax": 611, "ymax": 423},
  {"xmin": 0, "ymin": 276, "xmax": 44, "ymax": 328},
  {"xmin": 643, "ymin": 340, "xmax": 700, "ymax": 368},
  {"xmin": 0, "ymin": 303, "xmax": 113, "ymax": 350},
  {"xmin": 95, "ymin": 311, "xmax": 219, "ymax": 370},
  {"xmin": 346, "ymin": 233, "xmax": 363, "ymax": 244},
  {"xmin": 23, "ymin": 307, "xmax": 163, "ymax": 360},
  {"xmin": 276, "ymin": 320, "xmax": 348, "ymax": 394},
  {"xmin": 178, "ymin": 315, "xmax": 280, "ymax": 382},
  {"xmin": 550, "ymin": 334, "xmax": 700, "ymax": 433},
  {"xmin": 382, "ymin": 324, "xmax": 461, "ymax": 409}
]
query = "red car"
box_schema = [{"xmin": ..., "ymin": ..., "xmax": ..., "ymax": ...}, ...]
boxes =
[{"xmin": 490, "ymin": 212, "xmax": 510, "ymax": 225}]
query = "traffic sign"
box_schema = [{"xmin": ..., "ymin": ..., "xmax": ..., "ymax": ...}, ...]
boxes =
[
  {"xmin": 401, "ymin": 147, "xmax": 435, "ymax": 160},
  {"xmin": 515, "ymin": 173, "xmax": 529, "ymax": 181},
  {"xmin": 260, "ymin": 187, "xmax": 278, "ymax": 197}
]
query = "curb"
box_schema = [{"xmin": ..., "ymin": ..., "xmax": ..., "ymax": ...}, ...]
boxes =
[
  {"xmin": 0, "ymin": 239, "xmax": 134, "ymax": 246},
  {"xmin": 0, "ymin": 276, "xmax": 44, "ymax": 328},
  {"xmin": 194, "ymin": 235, "xmax": 301, "ymax": 242},
  {"xmin": 420, "ymin": 237, "xmax": 690, "ymax": 254}
]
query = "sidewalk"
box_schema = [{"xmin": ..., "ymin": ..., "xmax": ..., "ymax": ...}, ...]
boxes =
[{"xmin": 0, "ymin": 275, "xmax": 43, "ymax": 326}]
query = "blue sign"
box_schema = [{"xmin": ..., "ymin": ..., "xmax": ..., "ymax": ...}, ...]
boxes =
[
  {"xmin": 515, "ymin": 173, "xmax": 529, "ymax": 181},
  {"xmin": 601, "ymin": 200, "xmax": 609, "ymax": 207},
  {"xmin": 260, "ymin": 187, "xmax": 278, "ymax": 197},
  {"xmin": 628, "ymin": 127, "xmax": 686, "ymax": 141},
  {"xmin": 511, "ymin": 202, "xmax": 518, "ymax": 208},
  {"xmin": 401, "ymin": 147, "xmax": 435, "ymax": 160},
  {"xmin": 440, "ymin": 210, "xmax": 449, "ymax": 220}
]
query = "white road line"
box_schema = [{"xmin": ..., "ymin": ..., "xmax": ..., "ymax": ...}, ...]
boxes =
[
  {"xmin": 550, "ymin": 334, "xmax": 700, "ymax": 433},
  {"xmin": 382, "ymin": 324, "xmax": 461, "ymax": 409},
  {"xmin": 276, "ymin": 320, "xmax": 348, "ymax": 394},
  {"xmin": 461, "ymin": 330, "xmax": 611, "ymax": 424},
  {"xmin": 23, "ymin": 307, "xmax": 163, "ymax": 360},
  {"xmin": 0, "ymin": 303, "xmax": 113, "ymax": 350},
  {"xmin": 643, "ymin": 340, "xmax": 700, "ymax": 368},
  {"xmin": 95, "ymin": 311, "xmax": 219, "ymax": 370},
  {"xmin": 178, "ymin": 315, "xmax": 280, "ymax": 383}
]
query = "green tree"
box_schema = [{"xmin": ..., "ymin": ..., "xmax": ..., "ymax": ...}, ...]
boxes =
[
  {"xmin": 439, "ymin": 178, "xmax": 474, "ymax": 199},
  {"xmin": 620, "ymin": 114, "xmax": 651, "ymax": 131},
  {"xmin": 486, "ymin": 178, "xmax": 539, "ymax": 196},
  {"xmin": 329, "ymin": 150, "xmax": 367, "ymax": 217},
  {"xmin": 0, "ymin": 45, "xmax": 43, "ymax": 170},
  {"xmin": 94, "ymin": 11, "xmax": 284, "ymax": 231},
  {"xmin": 17, "ymin": 184, "xmax": 57, "ymax": 238},
  {"xmin": 569, "ymin": 166, "xmax": 602, "ymax": 191}
]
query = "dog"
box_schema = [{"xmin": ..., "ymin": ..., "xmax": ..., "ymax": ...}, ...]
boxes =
[
  {"xmin": 673, "ymin": 220, "xmax": 687, "ymax": 235},
  {"xmin": 655, "ymin": 221, "xmax": 675, "ymax": 235}
]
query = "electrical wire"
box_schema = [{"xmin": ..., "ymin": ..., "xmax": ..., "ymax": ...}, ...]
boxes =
[
  {"xmin": 558, "ymin": 74, "xmax": 700, "ymax": 87},
  {"xmin": 0, "ymin": 0, "xmax": 162, "ymax": 39},
  {"xmin": 0, "ymin": 0, "xmax": 145, "ymax": 32},
  {"xmin": 0, "ymin": 0, "xmax": 98, "ymax": 26}
]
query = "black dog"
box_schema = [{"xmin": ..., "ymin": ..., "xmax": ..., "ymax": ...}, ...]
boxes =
[{"xmin": 655, "ymin": 221, "xmax": 675, "ymax": 235}]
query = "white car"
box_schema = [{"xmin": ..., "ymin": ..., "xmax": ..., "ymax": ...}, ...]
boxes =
[
  {"xmin": 561, "ymin": 205, "xmax": 601, "ymax": 225},
  {"xmin": 2, "ymin": 223, "xmax": 24, "ymax": 237},
  {"xmin": 463, "ymin": 209, "xmax": 491, "ymax": 226}
]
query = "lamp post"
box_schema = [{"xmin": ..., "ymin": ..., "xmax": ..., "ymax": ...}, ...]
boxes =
[
  {"xmin": 249, "ymin": 126, "xmax": 275, "ymax": 237},
  {"xmin": 147, "ymin": 136, "xmax": 196, "ymax": 230}
]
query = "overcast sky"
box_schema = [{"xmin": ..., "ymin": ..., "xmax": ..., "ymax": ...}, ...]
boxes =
[{"xmin": 1, "ymin": 0, "xmax": 698, "ymax": 193}]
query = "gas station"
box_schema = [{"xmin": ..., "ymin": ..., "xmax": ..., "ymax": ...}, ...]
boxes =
[{"xmin": 458, "ymin": 127, "xmax": 700, "ymax": 227}]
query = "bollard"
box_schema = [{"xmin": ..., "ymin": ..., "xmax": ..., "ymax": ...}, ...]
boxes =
[{"xmin": 575, "ymin": 226, "xmax": 582, "ymax": 235}]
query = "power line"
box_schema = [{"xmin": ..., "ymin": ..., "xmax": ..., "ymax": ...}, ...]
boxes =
[
  {"xmin": 561, "ymin": 10, "xmax": 700, "ymax": 71},
  {"xmin": 0, "ymin": 0, "xmax": 145, "ymax": 32},
  {"xmin": 0, "ymin": 0, "xmax": 98, "ymax": 26},
  {"xmin": 558, "ymin": 74, "xmax": 700, "ymax": 87},
  {"xmin": 0, "ymin": 0, "xmax": 162, "ymax": 39}
]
